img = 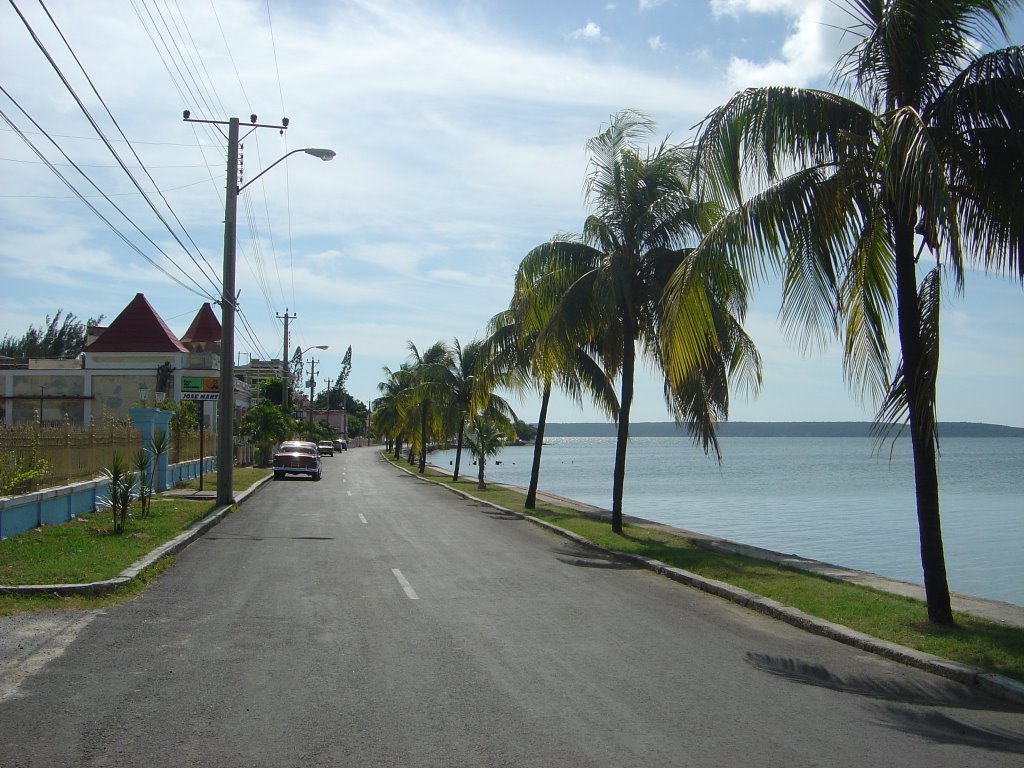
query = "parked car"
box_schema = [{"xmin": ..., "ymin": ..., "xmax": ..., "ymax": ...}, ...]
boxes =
[
  {"xmin": 333, "ymin": 439, "xmax": 347, "ymax": 452},
  {"xmin": 273, "ymin": 441, "xmax": 322, "ymax": 480},
  {"xmin": 317, "ymin": 440, "xmax": 335, "ymax": 456}
]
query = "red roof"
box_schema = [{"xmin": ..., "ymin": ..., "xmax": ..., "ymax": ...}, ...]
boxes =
[
  {"xmin": 84, "ymin": 293, "xmax": 188, "ymax": 353},
  {"xmin": 180, "ymin": 303, "xmax": 222, "ymax": 344}
]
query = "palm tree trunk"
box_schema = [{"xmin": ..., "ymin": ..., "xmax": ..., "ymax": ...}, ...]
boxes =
[
  {"xmin": 418, "ymin": 401, "xmax": 428, "ymax": 473},
  {"xmin": 477, "ymin": 455, "xmax": 486, "ymax": 490},
  {"xmin": 893, "ymin": 222, "xmax": 954, "ymax": 626},
  {"xmin": 525, "ymin": 382, "xmax": 551, "ymax": 509},
  {"xmin": 453, "ymin": 419, "xmax": 465, "ymax": 481},
  {"xmin": 611, "ymin": 332, "xmax": 636, "ymax": 534}
]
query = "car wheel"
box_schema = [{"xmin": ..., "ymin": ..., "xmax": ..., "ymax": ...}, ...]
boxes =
[{"xmin": 313, "ymin": 471, "xmax": 322, "ymax": 481}]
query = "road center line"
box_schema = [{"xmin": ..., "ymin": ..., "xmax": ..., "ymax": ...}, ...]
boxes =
[
  {"xmin": 391, "ymin": 568, "xmax": 419, "ymax": 600},
  {"xmin": 358, "ymin": 513, "xmax": 368, "ymax": 524}
]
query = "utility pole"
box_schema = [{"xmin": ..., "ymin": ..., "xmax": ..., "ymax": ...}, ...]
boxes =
[
  {"xmin": 324, "ymin": 377, "xmax": 332, "ymax": 432},
  {"xmin": 307, "ymin": 357, "xmax": 319, "ymax": 438},
  {"xmin": 183, "ymin": 111, "xmax": 333, "ymax": 506},
  {"xmin": 218, "ymin": 116, "xmax": 240, "ymax": 507},
  {"xmin": 277, "ymin": 309, "xmax": 296, "ymax": 412}
]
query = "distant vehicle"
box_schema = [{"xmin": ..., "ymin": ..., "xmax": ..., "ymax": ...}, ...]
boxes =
[
  {"xmin": 272, "ymin": 441, "xmax": 322, "ymax": 481},
  {"xmin": 317, "ymin": 440, "xmax": 334, "ymax": 456},
  {"xmin": 333, "ymin": 439, "xmax": 347, "ymax": 451}
]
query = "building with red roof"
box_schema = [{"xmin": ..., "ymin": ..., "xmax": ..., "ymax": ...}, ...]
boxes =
[{"xmin": 1, "ymin": 295, "xmax": 250, "ymax": 428}]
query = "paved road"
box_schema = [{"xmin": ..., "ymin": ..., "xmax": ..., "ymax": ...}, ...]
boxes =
[{"xmin": 1, "ymin": 447, "xmax": 1022, "ymax": 767}]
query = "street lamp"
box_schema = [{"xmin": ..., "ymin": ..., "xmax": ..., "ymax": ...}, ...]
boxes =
[{"xmin": 191, "ymin": 112, "xmax": 335, "ymax": 506}]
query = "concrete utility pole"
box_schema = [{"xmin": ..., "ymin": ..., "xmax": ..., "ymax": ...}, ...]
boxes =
[
  {"xmin": 308, "ymin": 357, "xmax": 319, "ymax": 438},
  {"xmin": 183, "ymin": 111, "xmax": 334, "ymax": 506},
  {"xmin": 277, "ymin": 309, "xmax": 296, "ymax": 411},
  {"xmin": 324, "ymin": 377, "xmax": 332, "ymax": 431}
]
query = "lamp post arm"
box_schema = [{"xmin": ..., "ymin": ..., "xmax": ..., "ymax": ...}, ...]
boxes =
[{"xmin": 238, "ymin": 148, "xmax": 335, "ymax": 194}]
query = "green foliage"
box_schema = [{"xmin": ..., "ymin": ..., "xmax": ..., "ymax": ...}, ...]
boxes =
[
  {"xmin": 465, "ymin": 416, "xmax": 507, "ymax": 490},
  {"xmin": 99, "ymin": 452, "xmax": 135, "ymax": 535},
  {"xmin": 239, "ymin": 401, "xmax": 292, "ymax": 465},
  {"xmin": 257, "ymin": 376, "xmax": 287, "ymax": 406},
  {"xmin": 0, "ymin": 309, "xmax": 102, "ymax": 361},
  {"xmin": 133, "ymin": 447, "xmax": 153, "ymax": 519},
  {"xmin": 513, "ymin": 419, "xmax": 537, "ymax": 442},
  {"xmin": 0, "ymin": 448, "xmax": 50, "ymax": 495}
]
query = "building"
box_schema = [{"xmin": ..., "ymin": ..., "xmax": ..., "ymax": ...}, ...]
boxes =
[{"xmin": 0, "ymin": 294, "xmax": 250, "ymax": 428}]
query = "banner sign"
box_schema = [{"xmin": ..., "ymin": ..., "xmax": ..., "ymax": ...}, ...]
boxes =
[
  {"xmin": 181, "ymin": 392, "xmax": 220, "ymax": 401},
  {"xmin": 181, "ymin": 376, "xmax": 220, "ymax": 393}
]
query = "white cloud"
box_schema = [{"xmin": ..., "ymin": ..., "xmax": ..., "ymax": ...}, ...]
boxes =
[
  {"xmin": 711, "ymin": 0, "xmax": 849, "ymax": 86},
  {"xmin": 571, "ymin": 21, "xmax": 607, "ymax": 42},
  {"xmin": 639, "ymin": 0, "xmax": 668, "ymax": 9},
  {"xmin": 648, "ymin": 35, "xmax": 665, "ymax": 51}
]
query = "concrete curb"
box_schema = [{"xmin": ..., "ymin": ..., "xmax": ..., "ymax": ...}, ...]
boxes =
[
  {"xmin": 392, "ymin": 457, "xmax": 1024, "ymax": 706},
  {"xmin": 0, "ymin": 474, "xmax": 275, "ymax": 597}
]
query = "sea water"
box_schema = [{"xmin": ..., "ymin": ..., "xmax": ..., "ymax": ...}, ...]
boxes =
[{"xmin": 429, "ymin": 436, "xmax": 1024, "ymax": 606}]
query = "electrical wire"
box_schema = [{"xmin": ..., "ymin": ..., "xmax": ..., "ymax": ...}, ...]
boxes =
[
  {"xmin": 14, "ymin": 0, "xmax": 224, "ymax": 297},
  {"xmin": 0, "ymin": 101, "xmax": 216, "ymax": 300}
]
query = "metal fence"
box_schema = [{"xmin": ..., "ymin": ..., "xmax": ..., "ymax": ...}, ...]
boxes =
[{"xmin": 0, "ymin": 419, "xmax": 141, "ymax": 493}]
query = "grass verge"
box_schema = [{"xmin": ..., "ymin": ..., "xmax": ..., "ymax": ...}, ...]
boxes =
[
  {"xmin": 173, "ymin": 466, "xmax": 271, "ymax": 492},
  {"xmin": 0, "ymin": 468, "xmax": 270, "ymax": 616},
  {"xmin": 400, "ymin": 457, "xmax": 1024, "ymax": 683}
]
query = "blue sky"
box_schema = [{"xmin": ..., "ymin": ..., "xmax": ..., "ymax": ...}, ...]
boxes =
[{"xmin": 2, "ymin": 0, "xmax": 1022, "ymax": 426}]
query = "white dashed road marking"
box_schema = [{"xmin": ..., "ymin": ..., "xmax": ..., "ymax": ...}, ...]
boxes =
[{"xmin": 391, "ymin": 569, "xmax": 419, "ymax": 600}]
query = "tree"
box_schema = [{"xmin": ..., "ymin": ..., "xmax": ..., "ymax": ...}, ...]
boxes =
[
  {"xmin": 0, "ymin": 310, "xmax": 102, "ymax": 360},
  {"xmin": 486, "ymin": 276, "xmax": 618, "ymax": 509},
  {"xmin": 464, "ymin": 415, "xmax": 508, "ymax": 491},
  {"xmin": 522, "ymin": 111, "xmax": 760, "ymax": 533},
  {"xmin": 691, "ymin": 2, "xmax": 1023, "ymax": 624},
  {"xmin": 404, "ymin": 341, "xmax": 452, "ymax": 473},
  {"xmin": 376, "ymin": 364, "xmax": 416, "ymax": 458},
  {"xmin": 239, "ymin": 401, "xmax": 291, "ymax": 466},
  {"xmin": 435, "ymin": 338, "xmax": 517, "ymax": 482},
  {"xmin": 258, "ymin": 376, "xmax": 287, "ymax": 408}
]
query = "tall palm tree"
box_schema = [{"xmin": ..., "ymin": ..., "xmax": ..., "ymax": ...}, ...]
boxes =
[
  {"xmin": 376, "ymin": 364, "xmax": 415, "ymax": 458},
  {"xmin": 439, "ymin": 338, "xmax": 518, "ymax": 481},
  {"xmin": 691, "ymin": 1, "xmax": 1023, "ymax": 624},
  {"xmin": 486, "ymin": 273, "xmax": 618, "ymax": 509},
  {"xmin": 522, "ymin": 111, "xmax": 761, "ymax": 534},
  {"xmin": 405, "ymin": 341, "xmax": 452, "ymax": 473}
]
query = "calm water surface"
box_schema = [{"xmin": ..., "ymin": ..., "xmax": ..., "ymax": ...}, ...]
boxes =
[{"xmin": 430, "ymin": 437, "xmax": 1024, "ymax": 606}]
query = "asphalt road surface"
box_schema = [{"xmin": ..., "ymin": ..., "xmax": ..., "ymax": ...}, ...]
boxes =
[{"xmin": 1, "ymin": 447, "xmax": 1022, "ymax": 767}]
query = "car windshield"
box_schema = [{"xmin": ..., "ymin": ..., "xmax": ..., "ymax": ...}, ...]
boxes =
[{"xmin": 280, "ymin": 444, "xmax": 316, "ymax": 456}]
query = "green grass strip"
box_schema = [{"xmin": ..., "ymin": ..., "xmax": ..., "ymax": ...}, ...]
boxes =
[{"xmin": 0, "ymin": 468, "xmax": 270, "ymax": 616}]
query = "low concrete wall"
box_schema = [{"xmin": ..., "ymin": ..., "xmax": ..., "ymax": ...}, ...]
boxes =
[{"xmin": 0, "ymin": 456, "xmax": 215, "ymax": 540}]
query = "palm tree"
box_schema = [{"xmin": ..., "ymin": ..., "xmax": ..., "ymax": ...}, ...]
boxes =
[
  {"xmin": 437, "ymin": 338, "xmax": 518, "ymax": 482},
  {"xmin": 691, "ymin": 2, "xmax": 1023, "ymax": 624},
  {"xmin": 239, "ymin": 401, "xmax": 290, "ymax": 466},
  {"xmin": 376, "ymin": 364, "xmax": 415, "ymax": 458},
  {"xmin": 486, "ymin": 274, "xmax": 618, "ymax": 509},
  {"xmin": 464, "ymin": 415, "xmax": 509, "ymax": 491},
  {"xmin": 405, "ymin": 341, "xmax": 452, "ymax": 473},
  {"xmin": 521, "ymin": 110, "xmax": 761, "ymax": 534}
]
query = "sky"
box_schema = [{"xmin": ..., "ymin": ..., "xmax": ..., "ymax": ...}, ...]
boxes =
[{"xmin": 2, "ymin": 0, "xmax": 1022, "ymax": 427}]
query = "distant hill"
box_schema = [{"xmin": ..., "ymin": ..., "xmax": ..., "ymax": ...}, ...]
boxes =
[{"xmin": 541, "ymin": 421, "xmax": 1024, "ymax": 438}]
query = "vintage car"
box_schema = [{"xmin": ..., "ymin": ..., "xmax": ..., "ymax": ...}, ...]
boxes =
[
  {"xmin": 332, "ymin": 439, "xmax": 347, "ymax": 452},
  {"xmin": 317, "ymin": 440, "xmax": 334, "ymax": 456},
  {"xmin": 272, "ymin": 440, "xmax": 322, "ymax": 481}
]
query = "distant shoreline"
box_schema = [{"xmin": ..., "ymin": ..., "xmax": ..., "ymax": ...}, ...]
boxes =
[{"xmin": 540, "ymin": 421, "xmax": 1024, "ymax": 438}]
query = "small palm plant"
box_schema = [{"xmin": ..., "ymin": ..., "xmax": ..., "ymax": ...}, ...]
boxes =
[
  {"xmin": 464, "ymin": 416, "xmax": 506, "ymax": 491},
  {"xmin": 100, "ymin": 452, "xmax": 135, "ymax": 534},
  {"xmin": 134, "ymin": 447, "xmax": 152, "ymax": 519}
]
